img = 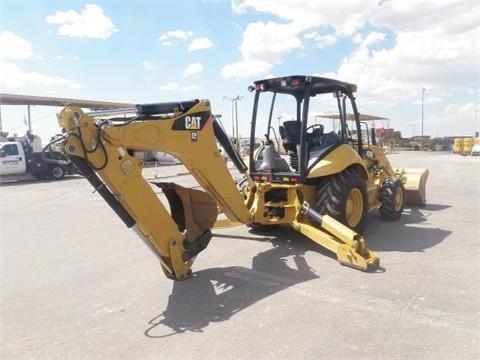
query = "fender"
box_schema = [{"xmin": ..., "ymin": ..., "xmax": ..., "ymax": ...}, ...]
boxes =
[{"xmin": 307, "ymin": 144, "xmax": 369, "ymax": 179}]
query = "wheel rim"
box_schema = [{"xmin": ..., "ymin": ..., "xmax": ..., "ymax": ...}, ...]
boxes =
[
  {"xmin": 346, "ymin": 188, "xmax": 363, "ymax": 227},
  {"xmin": 394, "ymin": 187, "xmax": 404, "ymax": 211},
  {"xmin": 52, "ymin": 167, "xmax": 64, "ymax": 179}
]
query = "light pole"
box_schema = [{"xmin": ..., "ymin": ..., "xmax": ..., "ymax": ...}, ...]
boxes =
[
  {"xmin": 223, "ymin": 95, "xmax": 243, "ymax": 150},
  {"xmin": 421, "ymin": 88, "xmax": 426, "ymax": 138},
  {"xmin": 409, "ymin": 123, "xmax": 417, "ymax": 137}
]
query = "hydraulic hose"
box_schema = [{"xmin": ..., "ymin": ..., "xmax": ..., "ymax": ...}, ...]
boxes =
[{"xmin": 213, "ymin": 120, "xmax": 248, "ymax": 174}]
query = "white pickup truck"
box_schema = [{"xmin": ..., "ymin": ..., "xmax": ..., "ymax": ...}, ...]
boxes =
[{"xmin": 0, "ymin": 140, "xmax": 71, "ymax": 180}]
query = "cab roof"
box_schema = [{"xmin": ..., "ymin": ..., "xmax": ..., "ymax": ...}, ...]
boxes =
[{"xmin": 253, "ymin": 75, "xmax": 357, "ymax": 97}]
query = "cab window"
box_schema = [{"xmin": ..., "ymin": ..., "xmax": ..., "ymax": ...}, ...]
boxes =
[{"xmin": 2, "ymin": 144, "xmax": 19, "ymax": 156}]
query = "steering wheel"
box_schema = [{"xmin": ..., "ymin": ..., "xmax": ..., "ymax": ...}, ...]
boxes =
[
  {"xmin": 306, "ymin": 124, "xmax": 324, "ymax": 135},
  {"xmin": 306, "ymin": 124, "xmax": 325, "ymax": 148}
]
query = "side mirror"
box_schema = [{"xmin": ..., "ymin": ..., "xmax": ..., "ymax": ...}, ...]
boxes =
[{"xmin": 0, "ymin": 150, "xmax": 6, "ymax": 158}]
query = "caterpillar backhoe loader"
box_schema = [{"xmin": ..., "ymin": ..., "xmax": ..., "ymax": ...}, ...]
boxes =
[{"xmin": 54, "ymin": 75, "xmax": 428, "ymax": 280}]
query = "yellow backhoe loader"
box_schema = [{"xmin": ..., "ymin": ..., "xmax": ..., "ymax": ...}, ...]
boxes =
[{"xmin": 53, "ymin": 75, "xmax": 428, "ymax": 280}]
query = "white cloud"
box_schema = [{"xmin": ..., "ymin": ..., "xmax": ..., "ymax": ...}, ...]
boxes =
[
  {"xmin": 233, "ymin": 0, "xmax": 375, "ymax": 36},
  {"xmin": 188, "ymin": 37, "xmax": 213, "ymax": 51},
  {"xmin": 437, "ymin": 102, "xmax": 479, "ymax": 136},
  {"xmin": 45, "ymin": 4, "xmax": 118, "ymax": 39},
  {"xmin": 159, "ymin": 82, "xmax": 200, "ymax": 92},
  {"xmin": 0, "ymin": 31, "xmax": 32, "ymax": 60},
  {"xmin": 182, "ymin": 62, "xmax": 204, "ymax": 76},
  {"xmin": 222, "ymin": 21, "xmax": 301, "ymax": 79},
  {"xmin": 304, "ymin": 32, "xmax": 337, "ymax": 48},
  {"xmin": 0, "ymin": 31, "xmax": 82, "ymax": 91},
  {"xmin": 158, "ymin": 30, "xmax": 193, "ymax": 46},
  {"xmin": 225, "ymin": 1, "xmax": 378, "ymax": 79},
  {"xmin": 51, "ymin": 55, "xmax": 79, "ymax": 61},
  {"xmin": 0, "ymin": 60, "xmax": 82, "ymax": 89},
  {"xmin": 231, "ymin": 0, "xmax": 480, "ymax": 99},
  {"xmin": 324, "ymin": 23, "xmax": 479, "ymax": 105},
  {"xmin": 225, "ymin": 1, "xmax": 379, "ymax": 79},
  {"xmin": 414, "ymin": 95, "xmax": 442, "ymax": 105},
  {"xmin": 143, "ymin": 60, "xmax": 156, "ymax": 70},
  {"xmin": 230, "ymin": 0, "xmax": 479, "ymax": 108},
  {"xmin": 221, "ymin": 59, "xmax": 272, "ymax": 80},
  {"xmin": 240, "ymin": 21, "xmax": 301, "ymax": 63},
  {"xmin": 355, "ymin": 32, "xmax": 386, "ymax": 47},
  {"xmin": 372, "ymin": 0, "xmax": 479, "ymax": 35}
]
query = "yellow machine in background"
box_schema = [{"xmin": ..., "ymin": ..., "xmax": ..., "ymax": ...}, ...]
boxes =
[
  {"xmin": 453, "ymin": 137, "xmax": 479, "ymax": 156},
  {"xmin": 453, "ymin": 138, "xmax": 464, "ymax": 154},
  {"xmin": 462, "ymin": 138, "xmax": 474, "ymax": 155},
  {"xmin": 54, "ymin": 75, "xmax": 428, "ymax": 280}
]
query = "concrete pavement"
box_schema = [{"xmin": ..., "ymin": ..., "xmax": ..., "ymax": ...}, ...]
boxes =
[{"xmin": 1, "ymin": 151, "xmax": 479, "ymax": 359}]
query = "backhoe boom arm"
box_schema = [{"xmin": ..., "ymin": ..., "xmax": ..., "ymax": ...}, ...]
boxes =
[{"xmin": 57, "ymin": 100, "xmax": 249, "ymax": 279}]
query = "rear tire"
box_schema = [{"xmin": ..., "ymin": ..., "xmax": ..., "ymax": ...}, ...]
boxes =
[
  {"xmin": 314, "ymin": 168, "xmax": 368, "ymax": 234},
  {"xmin": 48, "ymin": 165, "xmax": 65, "ymax": 180},
  {"xmin": 379, "ymin": 177, "xmax": 405, "ymax": 221}
]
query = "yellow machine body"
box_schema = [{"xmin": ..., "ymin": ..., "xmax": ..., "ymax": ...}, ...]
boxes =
[
  {"xmin": 53, "ymin": 76, "xmax": 428, "ymax": 280},
  {"xmin": 306, "ymin": 143, "xmax": 429, "ymax": 209},
  {"xmin": 56, "ymin": 100, "xmax": 381, "ymax": 280}
]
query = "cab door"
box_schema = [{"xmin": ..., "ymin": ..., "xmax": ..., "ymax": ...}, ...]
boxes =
[{"xmin": 0, "ymin": 143, "xmax": 26, "ymax": 175}]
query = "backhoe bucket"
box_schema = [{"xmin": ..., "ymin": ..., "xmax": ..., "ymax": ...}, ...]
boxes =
[
  {"xmin": 402, "ymin": 168, "xmax": 429, "ymax": 206},
  {"xmin": 152, "ymin": 182, "xmax": 218, "ymax": 263}
]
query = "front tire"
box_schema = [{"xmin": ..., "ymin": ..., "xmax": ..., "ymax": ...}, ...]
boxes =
[
  {"xmin": 379, "ymin": 177, "xmax": 405, "ymax": 221},
  {"xmin": 314, "ymin": 168, "xmax": 368, "ymax": 233}
]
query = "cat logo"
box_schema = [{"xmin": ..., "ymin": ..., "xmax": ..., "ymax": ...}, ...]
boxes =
[
  {"xmin": 172, "ymin": 111, "xmax": 209, "ymax": 131},
  {"xmin": 185, "ymin": 116, "xmax": 201, "ymax": 130}
]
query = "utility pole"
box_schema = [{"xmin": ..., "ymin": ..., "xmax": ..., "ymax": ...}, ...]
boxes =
[
  {"xmin": 421, "ymin": 88, "xmax": 425, "ymax": 137},
  {"xmin": 475, "ymin": 106, "xmax": 479, "ymax": 138},
  {"xmin": 223, "ymin": 95, "xmax": 243, "ymax": 151},
  {"xmin": 409, "ymin": 123, "xmax": 418, "ymax": 137}
]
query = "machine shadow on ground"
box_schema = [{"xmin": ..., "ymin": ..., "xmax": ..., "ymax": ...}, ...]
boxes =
[
  {"xmin": 144, "ymin": 203, "xmax": 451, "ymax": 338},
  {"xmin": 364, "ymin": 203, "xmax": 452, "ymax": 253},
  {"xmin": 144, "ymin": 229, "xmax": 320, "ymax": 338}
]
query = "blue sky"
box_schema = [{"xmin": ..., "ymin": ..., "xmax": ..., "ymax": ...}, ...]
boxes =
[{"xmin": 0, "ymin": 0, "xmax": 479, "ymax": 142}]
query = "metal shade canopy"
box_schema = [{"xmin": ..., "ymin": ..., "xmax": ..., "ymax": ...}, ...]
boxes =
[
  {"xmin": 316, "ymin": 113, "xmax": 389, "ymax": 121},
  {"xmin": 0, "ymin": 93, "xmax": 134, "ymax": 110}
]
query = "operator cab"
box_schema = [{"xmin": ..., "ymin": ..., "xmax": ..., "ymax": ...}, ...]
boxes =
[{"xmin": 248, "ymin": 75, "xmax": 362, "ymax": 183}]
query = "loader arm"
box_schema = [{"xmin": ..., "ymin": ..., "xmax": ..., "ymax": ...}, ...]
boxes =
[{"xmin": 57, "ymin": 100, "xmax": 249, "ymax": 280}]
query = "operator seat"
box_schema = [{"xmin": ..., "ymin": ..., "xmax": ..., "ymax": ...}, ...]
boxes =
[
  {"xmin": 279, "ymin": 120, "xmax": 301, "ymax": 153},
  {"xmin": 279, "ymin": 120, "xmax": 301, "ymax": 172}
]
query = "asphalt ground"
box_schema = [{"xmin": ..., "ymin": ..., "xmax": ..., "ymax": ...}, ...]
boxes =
[{"xmin": 1, "ymin": 151, "xmax": 479, "ymax": 359}]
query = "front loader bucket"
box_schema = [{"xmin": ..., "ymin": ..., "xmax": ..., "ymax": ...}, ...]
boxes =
[{"xmin": 402, "ymin": 168, "xmax": 429, "ymax": 206}]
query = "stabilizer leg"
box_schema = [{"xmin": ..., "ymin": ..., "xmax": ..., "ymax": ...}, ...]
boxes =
[{"xmin": 294, "ymin": 202, "xmax": 379, "ymax": 271}]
